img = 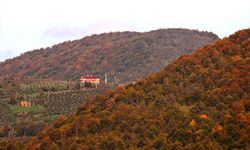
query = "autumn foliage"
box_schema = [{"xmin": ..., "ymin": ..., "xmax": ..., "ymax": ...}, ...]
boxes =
[{"xmin": 2, "ymin": 29, "xmax": 250, "ymax": 149}]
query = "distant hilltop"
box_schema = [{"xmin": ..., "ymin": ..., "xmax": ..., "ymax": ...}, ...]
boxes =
[{"xmin": 0, "ymin": 28, "xmax": 218, "ymax": 83}]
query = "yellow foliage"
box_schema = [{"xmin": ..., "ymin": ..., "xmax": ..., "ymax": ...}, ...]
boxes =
[{"xmin": 189, "ymin": 119, "xmax": 196, "ymax": 126}]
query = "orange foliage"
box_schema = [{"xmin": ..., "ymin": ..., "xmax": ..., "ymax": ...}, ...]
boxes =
[
  {"xmin": 4, "ymin": 29, "xmax": 250, "ymax": 150},
  {"xmin": 199, "ymin": 114, "xmax": 209, "ymax": 119}
]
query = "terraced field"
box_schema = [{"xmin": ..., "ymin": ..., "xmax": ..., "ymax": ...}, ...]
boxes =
[
  {"xmin": 0, "ymin": 102, "xmax": 15, "ymax": 126},
  {"xmin": 0, "ymin": 79, "xmax": 112, "ymax": 137}
]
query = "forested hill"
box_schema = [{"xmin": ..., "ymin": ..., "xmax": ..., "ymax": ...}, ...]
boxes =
[
  {"xmin": 20, "ymin": 29, "xmax": 249, "ymax": 149},
  {"xmin": 0, "ymin": 29, "xmax": 218, "ymax": 83}
]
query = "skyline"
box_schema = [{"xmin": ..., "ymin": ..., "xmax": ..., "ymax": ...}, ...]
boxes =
[{"xmin": 0, "ymin": 0, "xmax": 250, "ymax": 62}]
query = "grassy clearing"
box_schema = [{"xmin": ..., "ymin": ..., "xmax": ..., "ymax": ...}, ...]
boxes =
[
  {"xmin": 45, "ymin": 115, "xmax": 60, "ymax": 122},
  {"xmin": 10, "ymin": 105, "xmax": 45, "ymax": 113}
]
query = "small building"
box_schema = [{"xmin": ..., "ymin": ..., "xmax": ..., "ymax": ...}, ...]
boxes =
[
  {"xmin": 20, "ymin": 101, "xmax": 32, "ymax": 107},
  {"xmin": 80, "ymin": 75, "xmax": 100, "ymax": 87}
]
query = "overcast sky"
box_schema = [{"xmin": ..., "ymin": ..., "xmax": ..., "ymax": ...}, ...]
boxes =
[{"xmin": 0, "ymin": 0, "xmax": 249, "ymax": 61}]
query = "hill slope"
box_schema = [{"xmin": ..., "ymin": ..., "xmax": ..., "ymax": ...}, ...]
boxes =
[
  {"xmin": 17, "ymin": 29, "xmax": 250, "ymax": 149},
  {"xmin": 0, "ymin": 78, "xmax": 115, "ymax": 138},
  {"xmin": 0, "ymin": 29, "xmax": 218, "ymax": 83}
]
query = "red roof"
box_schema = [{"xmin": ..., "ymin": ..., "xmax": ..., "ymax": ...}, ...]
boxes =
[{"xmin": 81, "ymin": 75, "xmax": 98, "ymax": 79}]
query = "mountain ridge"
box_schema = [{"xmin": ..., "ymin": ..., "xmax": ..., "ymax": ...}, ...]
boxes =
[{"xmin": 0, "ymin": 28, "xmax": 218, "ymax": 83}]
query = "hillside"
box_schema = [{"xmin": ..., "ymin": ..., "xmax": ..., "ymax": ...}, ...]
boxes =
[
  {"xmin": 0, "ymin": 79, "xmax": 114, "ymax": 138},
  {"xmin": 6, "ymin": 29, "xmax": 246, "ymax": 149},
  {"xmin": 0, "ymin": 29, "xmax": 218, "ymax": 83}
]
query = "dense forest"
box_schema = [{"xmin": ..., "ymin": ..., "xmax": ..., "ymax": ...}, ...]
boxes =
[
  {"xmin": 1, "ymin": 29, "xmax": 248, "ymax": 149},
  {"xmin": 0, "ymin": 29, "xmax": 218, "ymax": 83}
]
